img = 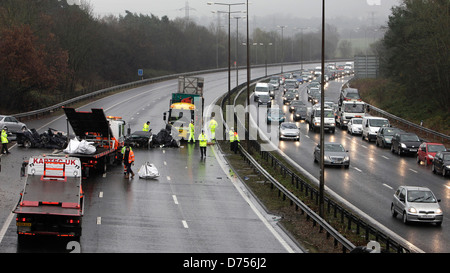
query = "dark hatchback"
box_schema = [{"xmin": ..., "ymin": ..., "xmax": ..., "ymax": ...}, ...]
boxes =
[
  {"xmin": 293, "ymin": 106, "xmax": 308, "ymax": 121},
  {"xmin": 391, "ymin": 132, "xmax": 422, "ymax": 156},
  {"xmin": 432, "ymin": 151, "xmax": 450, "ymax": 177},
  {"xmin": 257, "ymin": 94, "xmax": 272, "ymax": 107},
  {"xmin": 375, "ymin": 127, "xmax": 403, "ymax": 148}
]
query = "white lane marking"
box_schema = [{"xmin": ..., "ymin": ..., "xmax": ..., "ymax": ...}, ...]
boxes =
[
  {"xmin": 409, "ymin": 168, "xmax": 418, "ymax": 173},
  {"xmin": 361, "ymin": 145, "xmax": 368, "ymax": 149},
  {"xmin": 0, "ymin": 212, "xmax": 15, "ymax": 244},
  {"xmin": 97, "ymin": 217, "xmax": 102, "ymax": 225},
  {"xmin": 167, "ymin": 176, "xmax": 171, "ymax": 181},
  {"xmin": 383, "ymin": 184, "xmax": 393, "ymax": 190},
  {"xmin": 99, "ymin": 192, "xmax": 103, "ymax": 198},
  {"xmin": 354, "ymin": 167, "xmax": 362, "ymax": 172},
  {"xmin": 172, "ymin": 195, "xmax": 179, "ymax": 205},
  {"xmin": 382, "ymin": 155, "xmax": 389, "ymax": 160},
  {"xmin": 164, "ymin": 161, "xmax": 167, "ymax": 166},
  {"xmin": 182, "ymin": 220, "xmax": 189, "ymax": 228}
]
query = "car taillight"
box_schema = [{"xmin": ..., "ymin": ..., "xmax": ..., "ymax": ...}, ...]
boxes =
[{"xmin": 16, "ymin": 217, "xmax": 32, "ymax": 222}]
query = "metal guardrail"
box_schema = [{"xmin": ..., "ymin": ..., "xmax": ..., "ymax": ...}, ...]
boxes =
[
  {"xmin": 367, "ymin": 104, "xmax": 450, "ymax": 144},
  {"xmin": 341, "ymin": 80, "xmax": 450, "ymax": 145},
  {"xmin": 238, "ymin": 143, "xmax": 356, "ymax": 252},
  {"xmin": 219, "ymin": 79, "xmax": 420, "ymax": 253},
  {"xmin": 12, "ymin": 58, "xmax": 353, "ymax": 121}
]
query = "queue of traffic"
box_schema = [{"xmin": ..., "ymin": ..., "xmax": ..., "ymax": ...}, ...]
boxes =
[{"xmin": 253, "ymin": 64, "xmax": 448, "ymax": 227}]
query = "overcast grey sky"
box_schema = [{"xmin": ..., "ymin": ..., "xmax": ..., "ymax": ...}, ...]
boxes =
[{"xmin": 86, "ymin": 0, "xmax": 401, "ymax": 22}]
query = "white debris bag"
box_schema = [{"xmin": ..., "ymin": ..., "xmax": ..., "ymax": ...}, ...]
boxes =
[
  {"xmin": 138, "ymin": 162, "xmax": 160, "ymax": 179},
  {"xmin": 64, "ymin": 138, "xmax": 96, "ymax": 154}
]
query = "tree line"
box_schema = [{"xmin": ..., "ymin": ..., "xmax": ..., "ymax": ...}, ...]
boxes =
[
  {"xmin": 0, "ymin": 0, "xmax": 343, "ymax": 114},
  {"xmin": 375, "ymin": 0, "xmax": 449, "ymax": 115}
]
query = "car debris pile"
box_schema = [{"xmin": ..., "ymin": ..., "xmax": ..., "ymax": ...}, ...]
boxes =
[{"xmin": 15, "ymin": 128, "xmax": 68, "ymax": 149}]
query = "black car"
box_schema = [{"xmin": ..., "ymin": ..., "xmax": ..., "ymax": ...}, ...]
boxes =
[
  {"xmin": 375, "ymin": 127, "xmax": 403, "ymax": 148},
  {"xmin": 391, "ymin": 132, "xmax": 422, "ymax": 156},
  {"xmin": 283, "ymin": 91, "xmax": 296, "ymax": 105},
  {"xmin": 125, "ymin": 130, "xmax": 153, "ymax": 148},
  {"xmin": 431, "ymin": 151, "xmax": 450, "ymax": 177},
  {"xmin": 293, "ymin": 106, "xmax": 308, "ymax": 121},
  {"xmin": 289, "ymin": 100, "xmax": 305, "ymax": 112},
  {"xmin": 257, "ymin": 94, "xmax": 272, "ymax": 107}
]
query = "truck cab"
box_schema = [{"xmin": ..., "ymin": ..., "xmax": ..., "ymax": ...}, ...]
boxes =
[
  {"xmin": 336, "ymin": 101, "xmax": 365, "ymax": 129},
  {"xmin": 306, "ymin": 105, "xmax": 336, "ymax": 133},
  {"xmin": 164, "ymin": 76, "xmax": 204, "ymax": 141}
]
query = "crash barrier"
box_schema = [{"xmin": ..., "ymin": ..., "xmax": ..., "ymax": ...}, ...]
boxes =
[
  {"xmin": 219, "ymin": 81, "xmax": 420, "ymax": 253},
  {"xmin": 366, "ymin": 104, "xmax": 450, "ymax": 145},
  {"xmin": 12, "ymin": 59, "xmax": 355, "ymax": 121},
  {"xmin": 341, "ymin": 80, "xmax": 450, "ymax": 145}
]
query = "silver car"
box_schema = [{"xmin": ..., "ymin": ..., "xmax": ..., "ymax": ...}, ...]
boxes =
[
  {"xmin": 313, "ymin": 142, "xmax": 350, "ymax": 168},
  {"xmin": 279, "ymin": 122, "xmax": 300, "ymax": 141},
  {"xmin": 391, "ymin": 186, "xmax": 443, "ymax": 226},
  {"xmin": 0, "ymin": 115, "xmax": 27, "ymax": 133}
]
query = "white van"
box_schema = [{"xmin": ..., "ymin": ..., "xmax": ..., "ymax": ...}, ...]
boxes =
[
  {"xmin": 253, "ymin": 82, "xmax": 271, "ymax": 101},
  {"xmin": 362, "ymin": 116, "xmax": 390, "ymax": 142}
]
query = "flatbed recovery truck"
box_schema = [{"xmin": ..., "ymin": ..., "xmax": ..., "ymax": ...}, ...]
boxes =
[
  {"xmin": 63, "ymin": 107, "xmax": 126, "ymax": 177},
  {"xmin": 13, "ymin": 155, "xmax": 84, "ymax": 240}
]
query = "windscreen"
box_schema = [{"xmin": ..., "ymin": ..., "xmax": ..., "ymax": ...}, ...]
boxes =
[{"xmin": 344, "ymin": 104, "xmax": 364, "ymax": 113}]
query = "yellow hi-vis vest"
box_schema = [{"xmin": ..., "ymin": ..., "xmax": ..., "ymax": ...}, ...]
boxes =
[
  {"xmin": 1, "ymin": 130, "xmax": 8, "ymax": 144},
  {"xmin": 199, "ymin": 133, "xmax": 207, "ymax": 147},
  {"xmin": 143, "ymin": 123, "xmax": 150, "ymax": 131}
]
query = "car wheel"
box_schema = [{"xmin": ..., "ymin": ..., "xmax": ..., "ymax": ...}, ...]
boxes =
[
  {"xmin": 443, "ymin": 169, "xmax": 447, "ymax": 177},
  {"xmin": 402, "ymin": 211, "xmax": 409, "ymax": 224},
  {"xmin": 432, "ymin": 164, "xmax": 436, "ymax": 174},
  {"xmin": 391, "ymin": 204, "xmax": 398, "ymax": 217},
  {"xmin": 23, "ymin": 140, "xmax": 32, "ymax": 148},
  {"xmin": 380, "ymin": 141, "xmax": 385, "ymax": 148}
]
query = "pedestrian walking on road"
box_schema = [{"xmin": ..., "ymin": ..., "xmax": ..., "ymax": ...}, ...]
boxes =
[
  {"xmin": 188, "ymin": 120, "xmax": 195, "ymax": 143},
  {"xmin": 231, "ymin": 131, "xmax": 240, "ymax": 154},
  {"xmin": 1, "ymin": 126, "xmax": 10, "ymax": 154},
  {"xmin": 123, "ymin": 146, "xmax": 135, "ymax": 179},
  {"xmin": 199, "ymin": 130, "xmax": 208, "ymax": 158},
  {"xmin": 209, "ymin": 117, "xmax": 217, "ymax": 141},
  {"xmin": 228, "ymin": 127, "xmax": 235, "ymax": 151}
]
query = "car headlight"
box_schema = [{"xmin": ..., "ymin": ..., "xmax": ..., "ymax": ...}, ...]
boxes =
[
  {"xmin": 436, "ymin": 208, "xmax": 443, "ymax": 214},
  {"xmin": 445, "ymin": 165, "xmax": 450, "ymax": 169},
  {"xmin": 330, "ymin": 123, "xmax": 335, "ymax": 126},
  {"xmin": 408, "ymin": 207, "xmax": 417, "ymax": 213},
  {"xmin": 344, "ymin": 156, "xmax": 350, "ymax": 161},
  {"xmin": 400, "ymin": 143, "xmax": 407, "ymax": 149}
]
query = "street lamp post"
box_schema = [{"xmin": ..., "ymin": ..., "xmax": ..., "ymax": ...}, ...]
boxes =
[
  {"xmin": 277, "ymin": 25, "xmax": 287, "ymax": 73},
  {"xmin": 208, "ymin": 2, "xmax": 246, "ymax": 107},
  {"xmin": 319, "ymin": 0, "xmax": 326, "ymax": 218},
  {"xmin": 233, "ymin": 16, "xmax": 246, "ymax": 89}
]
